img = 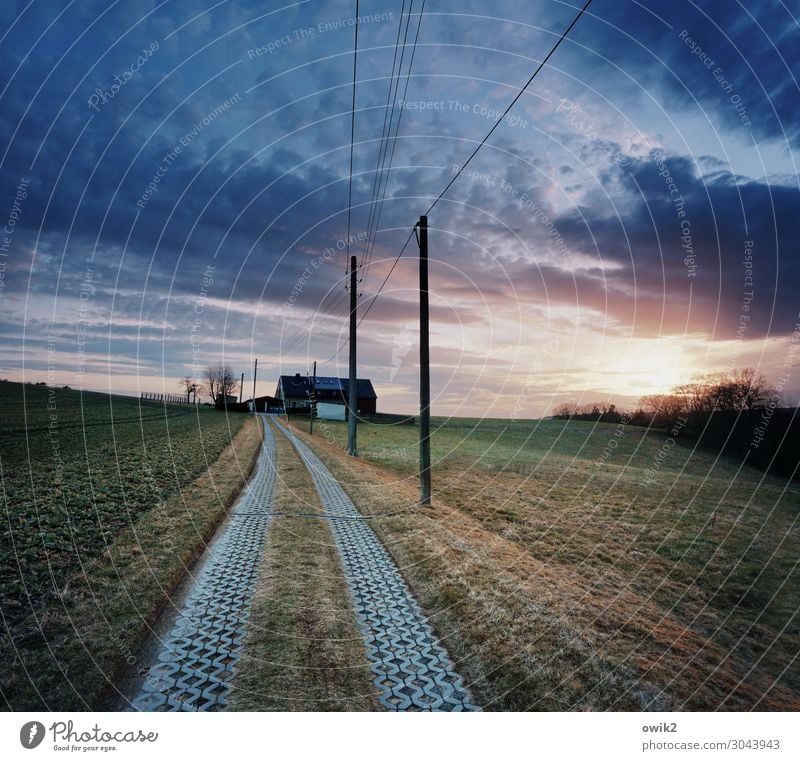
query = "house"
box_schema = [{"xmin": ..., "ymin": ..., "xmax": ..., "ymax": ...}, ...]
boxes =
[{"xmin": 275, "ymin": 373, "xmax": 378, "ymax": 416}]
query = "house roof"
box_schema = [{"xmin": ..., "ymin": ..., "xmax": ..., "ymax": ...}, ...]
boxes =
[{"xmin": 276, "ymin": 374, "xmax": 377, "ymax": 399}]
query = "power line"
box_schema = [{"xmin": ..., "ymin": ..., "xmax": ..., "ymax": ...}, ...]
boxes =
[
  {"xmin": 358, "ymin": 0, "xmax": 417, "ymax": 287},
  {"xmin": 357, "ymin": 0, "xmax": 409, "ymax": 272},
  {"xmin": 425, "ymin": 0, "xmax": 593, "ymax": 216},
  {"xmin": 320, "ymin": 1, "xmax": 419, "ymax": 364},
  {"xmin": 321, "ymin": 0, "xmax": 592, "ymax": 364},
  {"xmin": 360, "ymin": 0, "xmax": 426, "ymax": 294},
  {"xmin": 354, "ymin": 1, "xmax": 591, "ymax": 345}
]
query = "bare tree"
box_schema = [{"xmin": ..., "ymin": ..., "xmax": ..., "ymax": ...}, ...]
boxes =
[
  {"xmin": 179, "ymin": 376, "xmax": 199, "ymax": 403},
  {"xmin": 639, "ymin": 393, "xmax": 686, "ymax": 427},
  {"xmin": 673, "ymin": 373, "xmax": 718, "ymax": 416},
  {"xmin": 675, "ymin": 368, "xmax": 776, "ymax": 414},
  {"xmin": 554, "ymin": 403, "xmax": 577, "ymax": 419},
  {"xmin": 728, "ymin": 368, "xmax": 775, "ymax": 410},
  {"xmin": 203, "ymin": 364, "xmax": 237, "ymax": 403}
]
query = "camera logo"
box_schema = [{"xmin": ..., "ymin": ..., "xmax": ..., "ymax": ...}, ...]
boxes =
[{"xmin": 20, "ymin": 721, "xmax": 45, "ymax": 749}]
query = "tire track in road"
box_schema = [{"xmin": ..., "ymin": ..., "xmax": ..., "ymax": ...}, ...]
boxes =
[
  {"xmin": 130, "ymin": 417, "xmax": 277, "ymax": 712},
  {"xmin": 274, "ymin": 419, "xmax": 479, "ymax": 712}
]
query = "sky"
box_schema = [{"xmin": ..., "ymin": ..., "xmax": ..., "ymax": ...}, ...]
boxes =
[{"xmin": 0, "ymin": 0, "xmax": 798, "ymax": 417}]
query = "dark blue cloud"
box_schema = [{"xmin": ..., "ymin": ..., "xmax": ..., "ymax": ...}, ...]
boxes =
[{"xmin": 588, "ymin": 0, "xmax": 800, "ymax": 147}]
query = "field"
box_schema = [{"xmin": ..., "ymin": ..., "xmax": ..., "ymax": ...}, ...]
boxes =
[
  {"xmin": 288, "ymin": 415, "xmax": 800, "ymax": 710},
  {"xmin": 3, "ymin": 384, "xmax": 797, "ymax": 712},
  {"xmin": 0, "ymin": 380, "xmax": 259, "ymax": 709}
]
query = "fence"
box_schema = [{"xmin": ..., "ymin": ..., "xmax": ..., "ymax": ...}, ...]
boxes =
[{"xmin": 140, "ymin": 392, "xmax": 197, "ymax": 404}]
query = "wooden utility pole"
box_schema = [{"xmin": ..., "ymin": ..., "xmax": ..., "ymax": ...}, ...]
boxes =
[
  {"xmin": 251, "ymin": 358, "xmax": 258, "ymax": 414},
  {"xmin": 240, "ymin": 372, "xmax": 244, "ymax": 403},
  {"xmin": 310, "ymin": 360, "xmax": 317, "ymax": 434},
  {"xmin": 347, "ymin": 255, "xmax": 358, "ymax": 456},
  {"xmin": 418, "ymin": 215, "xmax": 431, "ymax": 505}
]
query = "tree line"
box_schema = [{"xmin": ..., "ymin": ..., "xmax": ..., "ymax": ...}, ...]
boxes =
[
  {"xmin": 554, "ymin": 368, "xmax": 798, "ymax": 479},
  {"xmin": 556, "ymin": 369, "xmax": 778, "ymax": 425}
]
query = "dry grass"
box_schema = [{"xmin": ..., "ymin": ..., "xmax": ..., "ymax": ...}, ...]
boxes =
[
  {"xmin": 2, "ymin": 417, "xmax": 264, "ymax": 710},
  {"xmin": 229, "ymin": 421, "xmax": 379, "ymax": 711},
  {"xmin": 285, "ymin": 418, "xmax": 800, "ymax": 711}
]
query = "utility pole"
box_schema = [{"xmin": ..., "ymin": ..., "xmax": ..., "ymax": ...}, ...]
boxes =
[
  {"xmin": 347, "ymin": 255, "xmax": 358, "ymax": 456},
  {"xmin": 418, "ymin": 215, "xmax": 431, "ymax": 505},
  {"xmin": 251, "ymin": 358, "xmax": 258, "ymax": 415},
  {"xmin": 240, "ymin": 372, "xmax": 244, "ymax": 403},
  {"xmin": 310, "ymin": 360, "xmax": 316, "ymax": 435}
]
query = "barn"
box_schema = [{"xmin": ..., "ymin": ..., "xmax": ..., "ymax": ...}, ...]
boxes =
[{"xmin": 251, "ymin": 394, "xmax": 284, "ymax": 413}]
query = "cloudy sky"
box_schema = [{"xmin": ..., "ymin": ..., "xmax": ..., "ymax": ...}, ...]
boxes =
[{"xmin": 0, "ymin": 0, "xmax": 798, "ymax": 416}]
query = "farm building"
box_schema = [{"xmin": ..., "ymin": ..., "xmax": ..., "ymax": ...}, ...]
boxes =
[
  {"xmin": 316, "ymin": 401, "xmax": 346, "ymax": 421},
  {"xmin": 251, "ymin": 394, "xmax": 284, "ymax": 413},
  {"xmin": 275, "ymin": 373, "xmax": 378, "ymax": 416}
]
